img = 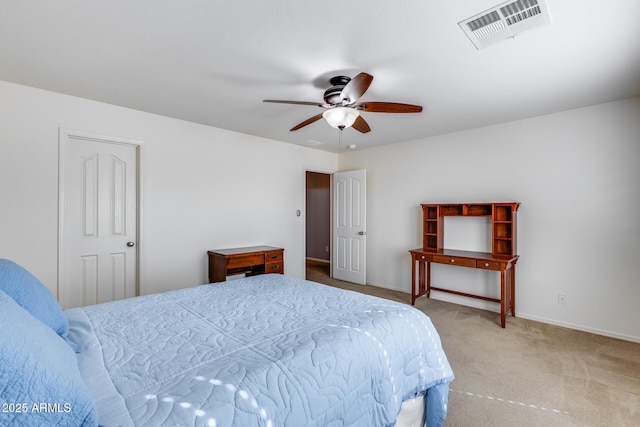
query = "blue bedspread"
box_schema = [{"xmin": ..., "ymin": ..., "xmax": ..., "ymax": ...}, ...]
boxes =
[{"xmin": 66, "ymin": 274, "xmax": 454, "ymax": 426}]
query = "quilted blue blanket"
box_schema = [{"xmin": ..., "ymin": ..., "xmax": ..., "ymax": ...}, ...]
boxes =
[{"xmin": 66, "ymin": 274, "xmax": 453, "ymax": 426}]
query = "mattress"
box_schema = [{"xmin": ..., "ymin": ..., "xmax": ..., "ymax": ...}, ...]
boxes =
[{"xmin": 66, "ymin": 274, "xmax": 454, "ymax": 426}]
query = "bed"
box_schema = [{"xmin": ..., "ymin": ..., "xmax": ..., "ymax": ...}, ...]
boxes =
[{"xmin": 0, "ymin": 259, "xmax": 454, "ymax": 427}]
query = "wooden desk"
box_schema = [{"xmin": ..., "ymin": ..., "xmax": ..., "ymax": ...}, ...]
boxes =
[
  {"xmin": 208, "ymin": 245, "xmax": 284, "ymax": 283},
  {"xmin": 409, "ymin": 248, "xmax": 518, "ymax": 328}
]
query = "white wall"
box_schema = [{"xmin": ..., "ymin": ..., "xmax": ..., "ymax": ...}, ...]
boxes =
[
  {"xmin": 0, "ymin": 80, "xmax": 338, "ymax": 296},
  {"xmin": 340, "ymin": 97, "xmax": 640, "ymax": 342}
]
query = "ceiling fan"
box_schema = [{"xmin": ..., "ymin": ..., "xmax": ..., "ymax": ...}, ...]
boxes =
[{"xmin": 263, "ymin": 72, "xmax": 422, "ymax": 133}]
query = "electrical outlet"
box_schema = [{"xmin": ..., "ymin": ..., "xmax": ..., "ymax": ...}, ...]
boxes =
[{"xmin": 558, "ymin": 293, "xmax": 567, "ymax": 305}]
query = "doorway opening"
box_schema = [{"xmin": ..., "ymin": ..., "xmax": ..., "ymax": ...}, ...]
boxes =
[{"xmin": 305, "ymin": 171, "xmax": 331, "ymax": 281}]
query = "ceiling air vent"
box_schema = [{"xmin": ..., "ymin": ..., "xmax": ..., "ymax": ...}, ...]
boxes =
[{"xmin": 459, "ymin": 0, "xmax": 551, "ymax": 49}]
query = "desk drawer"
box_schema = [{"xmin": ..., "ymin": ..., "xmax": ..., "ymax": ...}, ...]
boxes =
[
  {"xmin": 476, "ymin": 259, "xmax": 501, "ymax": 270},
  {"xmin": 432, "ymin": 254, "xmax": 476, "ymax": 268},
  {"xmin": 227, "ymin": 253, "xmax": 264, "ymax": 269},
  {"xmin": 265, "ymin": 250, "xmax": 283, "ymax": 263},
  {"xmin": 266, "ymin": 261, "xmax": 284, "ymax": 274},
  {"xmin": 413, "ymin": 252, "xmax": 433, "ymax": 262}
]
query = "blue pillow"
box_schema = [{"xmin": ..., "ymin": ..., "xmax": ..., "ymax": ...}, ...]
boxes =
[
  {"xmin": 0, "ymin": 290, "xmax": 97, "ymax": 426},
  {"xmin": 0, "ymin": 259, "xmax": 76, "ymax": 350}
]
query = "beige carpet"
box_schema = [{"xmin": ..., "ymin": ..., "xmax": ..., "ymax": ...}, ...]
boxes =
[{"xmin": 306, "ymin": 260, "xmax": 640, "ymax": 427}]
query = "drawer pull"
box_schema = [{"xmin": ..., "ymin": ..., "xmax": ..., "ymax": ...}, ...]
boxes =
[
  {"xmin": 271, "ymin": 265, "xmax": 280, "ymax": 270},
  {"xmin": 450, "ymin": 259, "xmax": 455, "ymax": 263},
  {"xmin": 484, "ymin": 262, "xmax": 490, "ymax": 267},
  {"xmin": 421, "ymin": 255, "xmax": 425, "ymax": 260},
  {"xmin": 271, "ymin": 255, "xmax": 278, "ymax": 259}
]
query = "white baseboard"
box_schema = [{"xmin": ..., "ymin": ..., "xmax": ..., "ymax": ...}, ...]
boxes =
[
  {"xmin": 365, "ymin": 280, "xmax": 408, "ymax": 293},
  {"xmin": 516, "ymin": 312, "xmax": 640, "ymax": 344}
]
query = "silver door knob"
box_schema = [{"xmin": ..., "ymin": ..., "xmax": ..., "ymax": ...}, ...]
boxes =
[{"xmin": 127, "ymin": 242, "xmax": 135, "ymax": 247}]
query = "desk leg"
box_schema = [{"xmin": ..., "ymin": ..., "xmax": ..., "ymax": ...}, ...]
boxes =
[
  {"xmin": 510, "ymin": 265, "xmax": 516, "ymax": 318},
  {"xmin": 418, "ymin": 261, "xmax": 425, "ymax": 299},
  {"xmin": 411, "ymin": 256, "xmax": 417, "ymax": 305},
  {"xmin": 418, "ymin": 261, "xmax": 424, "ymax": 296},
  {"xmin": 426, "ymin": 262, "xmax": 431, "ymax": 298},
  {"xmin": 500, "ymin": 268, "xmax": 507, "ymax": 328},
  {"xmin": 411, "ymin": 257, "xmax": 431, "ymax": 304}
]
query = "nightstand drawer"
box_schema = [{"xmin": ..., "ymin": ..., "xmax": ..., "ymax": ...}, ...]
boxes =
[
  {"xmin": 266, "ymin": 261, "xmax": 284, "ymax": 274},
  {"xmin": 227, "ymin": 253, "xmax": 264, "ymax": 269},
  {"xmin": 432, "ymin": 254, "xmax": 476, "ymax": 268},
  {"xmin": 476, "ymin": 259, "xmax": 501, "ymax": 270}
]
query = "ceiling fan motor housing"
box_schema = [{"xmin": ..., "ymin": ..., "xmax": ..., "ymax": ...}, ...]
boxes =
[{"xmin": 324, "ymin": 76, "xmax": 352, "ymax": 104}]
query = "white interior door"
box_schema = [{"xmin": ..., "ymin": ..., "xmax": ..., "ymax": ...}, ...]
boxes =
[
  {"xmin": 333, "ymin": 169, "xmax": 366, "ymax": 285},
  {"xmin": 59, "ymin": 130, "xmax": 140, "ymax": 308}
]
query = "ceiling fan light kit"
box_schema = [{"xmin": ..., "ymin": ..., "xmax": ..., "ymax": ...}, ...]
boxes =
[
  {"xmin": 322, "ymin": 107, "xmax": 360, "ymax": 130},
  {"xmin": 263, "ymin": 72, "xmax": 423, "ymax": 134}
]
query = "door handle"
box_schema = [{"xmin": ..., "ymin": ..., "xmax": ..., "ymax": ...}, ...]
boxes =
[
  {"xmin": 358, "ymin": 231, "xmax": 366, "ymax": 236},
  {"xmin": 127, "ymin": 242, "xmax": 135, "ymax": 247}
]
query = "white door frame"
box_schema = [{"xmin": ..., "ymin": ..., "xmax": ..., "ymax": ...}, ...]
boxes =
[{"xmin": 57, "ymin": 128, "xmax": 144, "ymax": 301}]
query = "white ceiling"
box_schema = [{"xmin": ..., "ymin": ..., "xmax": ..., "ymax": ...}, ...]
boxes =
[{"xmin": 1, "ymin": 1, "xmax": 639, "ymax": 152}]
